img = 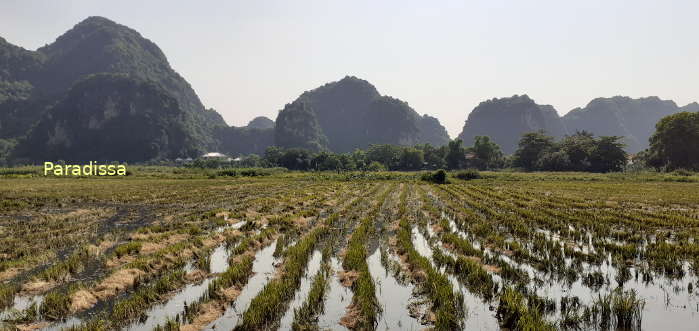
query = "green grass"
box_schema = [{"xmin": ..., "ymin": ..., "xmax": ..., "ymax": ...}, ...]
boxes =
[
  {"xmin": 292, "ymin": 259, "xmax": 331, "ymax": 330},
  {"xmin": 495, "ymin": 287, "xmax": 555, "ymax": 331},
  {"xmin": 0, "ymin": 170, "xmax": 696, "ymax": 329},
  {"xmin": 39, "ymin": 284, "xmax": 83, "ymax": 321},
  {"xmin": 67, "ymin": 269, "xmax": 186, "ymax": 329},
  {"xmin": 395, "ymin": 187, "xmax": 464, "ymax": 330},
  {"xmin": 235, "ymin": 226, "xmax": 325, "ymax": 330},
  {"xmin": 36, "ymin": 247, "xmax": 92, "ymax": 282},
  {"xmin": 113, "ymin": 241, "xmax": 142, "ymax": 258},
  {"xmin": 0, "ymin": 283, "xmax": 19, "ymax": 310}
]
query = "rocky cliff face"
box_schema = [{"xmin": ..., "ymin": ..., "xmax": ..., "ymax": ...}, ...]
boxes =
[
  {"xmin": 276, "ymin": 76, "xmax": 450, "ymax": 152},
  {"xmin": 562, "ymin": 96, "xmax": 684, "ymax": 153},
  {"xmin": 417, "ymin": 114, "xmax": 450, "ymax": 147},
  {"xmin": 458, "ymin": 95, "xmax": 567, "ymax": 154},
  {"xmin": 15, "ymin": 74, "xmax": 204, "ymax": 162},
  {"xmin": 681, "ymin": 102, "xmax": 699, "ymax": 112},
  {"xmin": 1, "ymin": 16, "xmax": 231, "ymax": 162},
  {"xmin": 247, "ymin": 116, "xmax": 275, "ymax": 129}
]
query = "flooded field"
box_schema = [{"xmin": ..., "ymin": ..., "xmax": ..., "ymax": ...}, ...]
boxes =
[{"xmin": 1, "ymin": 174, "xmax": 698, "ymax": 330}]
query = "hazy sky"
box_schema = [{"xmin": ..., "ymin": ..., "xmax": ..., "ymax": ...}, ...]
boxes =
[{"xmin": 2, "ymin": 1, "xmax": 697, "ymax": 137}]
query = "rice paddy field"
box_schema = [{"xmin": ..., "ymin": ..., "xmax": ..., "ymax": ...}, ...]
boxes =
[{"xmin": 1, "ymin": 169, "xmax": 698, "ymax": 330}]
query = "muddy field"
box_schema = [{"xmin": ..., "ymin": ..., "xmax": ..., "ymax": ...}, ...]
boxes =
[{"xmin": 1, "ymin": 173, "xmax": 698, "ymax": 330}]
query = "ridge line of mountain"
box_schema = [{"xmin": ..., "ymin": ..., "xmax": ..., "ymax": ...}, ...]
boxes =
[{"xmin": 0, "ymin": 16, "xmax": 697, "ymax": 163}]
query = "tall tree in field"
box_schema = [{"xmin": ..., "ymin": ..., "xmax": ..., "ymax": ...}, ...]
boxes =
[
  {"xmin": 559, "ymin": 131, "xmax": 596, "ymax": 171},
  {"xmin": 420, "ymin": 144, "xmax": 447, "ymax": 169},
  {"xmin": 366, "ymin": 144, "xmax": 402, "ymax": 170},
  {"xmin": 647, "ymin": 112, "xmax": 699, "ymax": 170},
  {"xmin": 446, "ymin": 139, "xmax": 466, "ymax": 170},
  {"xmin": 589, "ymin": 136, "xmax": 627, "ymax": 172},
  {"xmin": 398, "ymin": 148, "xmax": 424, "ymax": 170},
  {"xmin": 469, "ymin": 136, "xmax": 504, "ymax": 170},
  {"xmin": 513, "ymin": 131, "xmax": 556, "ymax": 171}
]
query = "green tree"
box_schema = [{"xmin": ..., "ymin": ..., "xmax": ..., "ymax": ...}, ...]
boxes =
[
  {"xmin": 312, "ymin": 152, "xmax": 342, "ymax": 171},
  {"xmin": 338, "ymin": 153, "xmax": 357, "ymax": 171},
  {"xmin": 366, "ymin": 161, "xmax": 387, "ymax": 172},
  {"xmin": 418, "ymin": 144, "xmax": 446, "ymax": 169},
  {"xmin": 263, "ymin": 146, "xmax": 284, "ymax": 167},
  {"xmin": 468, "ymin": 136, "xmax": 504, "ymax": 170},
  {"xmin": 446, "ymin": 139, "xmax": 466, "ymax": 170},
  {"xmin": 559, "ymin": 131, "xmax": 595, "ymax": 171},
  {"xmin": 398, "ymin": 148, "xmax": 424, "ymax": 170},
  {"xmin": 351, "ymin": 149, "xmax": 367, "ymax": 170},
  {"xmin": 648, "ymin": 112, "xmax": 699, "ymax": 171},
  {"xmin": 238, "ymin": 154, "xmax": 262, "ymax": 168},
  {"xmin": 589, "ymin": 136, "xmax": 627, "ymax": 172},
  {"xmin": 278, "ymin": 148, "xmax": 313, "ymax": 170},
  {"xmin": 366, "ymin": 144, "xmax": 401, "ymax": 170},
  {"xmin": 536, "ymin": 150, "xmax": 572, "ymax": 171},
  {"xmin": 513, "ymin": 131, "xmax": 556, "ymax": 171}
]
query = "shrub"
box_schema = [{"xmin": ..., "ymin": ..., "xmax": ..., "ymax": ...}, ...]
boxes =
[
  {"xmin": 365, "ymin": 161, "xmax": 386, "ymax": 172},
  {"xmin": 217, "ymin": 169, "xmax": 238, "ymax": 177},
  {"xmin": 422, "ymin": 169, "xmax": 449, "ymax": 184},
  {"xmin": 672, "ymin": 169, "xmax": 694, "ymax": 176},
  {"xmin": 113, "ymin": 242, "xmax": 142, "ymax": 258},
  {"xmin": 455, "ymin": 169, "xmax": 481, "ymax": 180}
]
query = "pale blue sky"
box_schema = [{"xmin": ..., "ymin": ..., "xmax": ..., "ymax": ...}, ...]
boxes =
[{"xmin": 1, "ymin": 0, "xmax": 697, "ymax": 137}]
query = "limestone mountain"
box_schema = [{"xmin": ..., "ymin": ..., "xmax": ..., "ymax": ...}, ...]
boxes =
[
  {"xmin": 14, "ymin": 74, "xmax": 205, "ymax": 162},
  {"xmin": 417, "ymin": 114, "xmax": 450, "ymax": 147},
  {"xmin": 246, "ymin": 116, "xmax": 275, "ymax": 129},
  {"xmin": 0, "ymin": 37, "xmax": 47, "ymax": 139},
  {"xmin": 215, "ymin": 126, "xmax": 274, "ymax": 157},
  {"xmin": 0, "ymin": 37, "xmax": 44, "ymax": 101},
  {"xmin": 276, "ymin": 76, "xmax": 450, "ymax": 152},
  {"xmin": 35, "ymin": 17, "xmax": 210, "ymax": 115},
  {"xmin": 275, "ymin": 101, "xmax": 329, "ymax": 151},
  {"xmin": 681, "ymin": 102, "xmax": 699, "ymax": 112},
  {"xmin": 562, "ymin": 96, "xmax": 689, "ymax": 153},
  {"xmin": 1, "ymin": 16, "xmax": 231, "ymax": 162},
  {"xmin": 215, "ymin": 117, "xmax": 275, "ymax": 156},
  {"xmin": 458, "ymin": 95, "xmax": 567, "ymax": 154}
]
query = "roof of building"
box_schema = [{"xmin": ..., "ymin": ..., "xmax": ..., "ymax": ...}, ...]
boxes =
[{"xmin": 201, "ymin": 152, "xmax": 228, "ymax": 158}]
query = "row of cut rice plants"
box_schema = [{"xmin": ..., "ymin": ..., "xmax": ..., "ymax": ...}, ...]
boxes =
[
  {"xmin": 393, "ymin": 185, "xmax": 465, "ymax": 329},
  {"xmin": 338, "ymin": 184, "xmax": 394, "ymax": 330}
]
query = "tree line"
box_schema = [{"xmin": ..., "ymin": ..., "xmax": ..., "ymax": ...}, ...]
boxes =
[
  {"xmin": 189, "ymin": 111, "xmax": 698, "ymax": 173},
  {"xmin": 190, "ymin": 132, "xmax": 626, "ymax": 172}
]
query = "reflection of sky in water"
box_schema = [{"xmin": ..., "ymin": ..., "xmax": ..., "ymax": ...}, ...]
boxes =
[
  {"xmin": 278, "ymin": 250, "xmax": 323, "ymax": 330},
  {"xmin": 426, "ymin": 191, "xmax": 699, "ymax": 331},
  {"xmin": 207, "ymin": 240, "xmax": 278, "ymax": 330},
  {"xmin": 125, "ymin": 244, "xmax": 231, "ymax": 330},
  {"xmin": 316, "ymin": 258, "xmax": 351, "ymax": 330}
]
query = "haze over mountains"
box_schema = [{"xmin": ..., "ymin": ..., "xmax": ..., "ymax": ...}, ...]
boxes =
[
  {"xmin": 0, "ymin": 16, "xmax": 696, "ymax": 163},
  {"xmin": 563, "ymin": 97, "xmax": 699, "ymax": 153},
  {"xmin": 275, "ymin": 76, "xmax": 450, "ymax": 153},
  {"xmin": 458, "ymin": 95, "xmax": 567, "ymax": 155},
  {"xmin": 458, "ymin": 95, "xmax": 697, "ymax": 154}
]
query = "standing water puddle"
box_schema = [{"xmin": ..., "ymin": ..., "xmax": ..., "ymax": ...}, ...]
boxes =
[
  {"xmin": 317, "ymin": 257, "xmax": 351, "ymax": 330},
  {"xmin": 531, "ymin": 259, "xmax": 699, "ymax": 331},
  {"xmin": 215, "ymin": 220, "xmax": 248, "ymax": 233},
  {"xmin": 209, "ymin": 244, "xmax": 231, "ymax": 274},
  {"xmin": 367, "ymin": 248, "xmax": 421, "ymax": 331},
  {"xmin": 1, "ymin": 295, "xmax": 44, "ymax": 320},
  {"xmin": 42, "ymin": 317, "xmax": 81, "ymax": 331},
  {"xmin": 412, "ymin": 226, "xmax": 499, "ymax": 330},
  {"xmin": 125, "ymin": 244, "xmax": 231, "ymax": 330},
  {"xmin": 278, "ymin": 250, "xmax": 323, "ymax": 329},
  {"xmin": 206, "ymin": 240, "xmax": 278, "ymax": 330},
  {"xmin": 412, "ymin": 227, "xmax": 433, "ymax": 260}
]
